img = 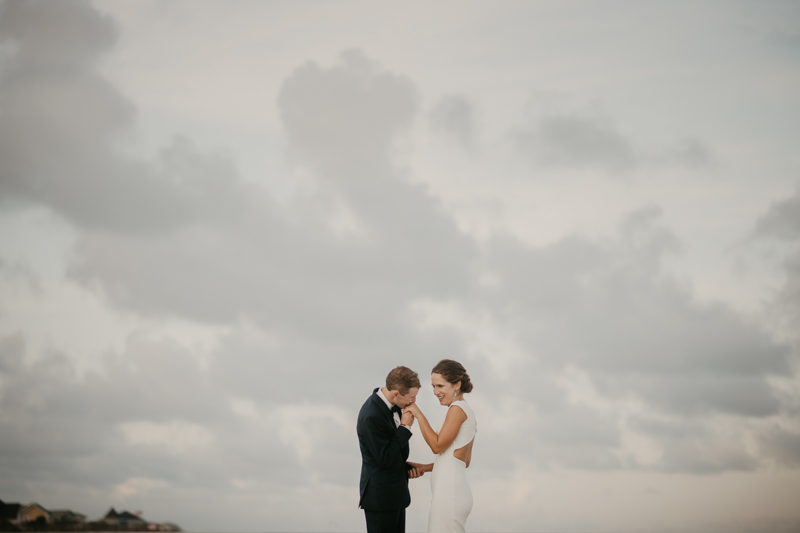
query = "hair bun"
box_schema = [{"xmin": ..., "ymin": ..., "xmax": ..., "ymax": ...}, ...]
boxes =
[{"xmin": 461, "ymin": 374, "xmax": 473, "ymax": 393}]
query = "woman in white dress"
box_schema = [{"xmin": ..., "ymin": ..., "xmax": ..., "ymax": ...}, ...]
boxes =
[{"xmin": 405, "ymin": 359, "xmax": 476, "ymax": 533}]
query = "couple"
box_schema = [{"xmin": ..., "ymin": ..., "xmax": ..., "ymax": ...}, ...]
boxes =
[{"xmin": 357, "ymin": 359, "xmax": 477, "ymax": 533}]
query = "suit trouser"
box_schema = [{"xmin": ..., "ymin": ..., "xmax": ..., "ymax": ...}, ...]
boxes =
[{"xmin": 364, "ymin": 509, "xmax": 405, "ymax": 533}]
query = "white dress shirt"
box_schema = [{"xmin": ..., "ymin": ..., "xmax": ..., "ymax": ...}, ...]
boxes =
[{"xmin": 377, "ymin": 387, "xmax": 401, "ymax": 428}]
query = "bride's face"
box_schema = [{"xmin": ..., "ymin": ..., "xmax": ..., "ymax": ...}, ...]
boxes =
[{"xmin": 431, "ymin": 373, "xmax": 461, "ymax": 406}]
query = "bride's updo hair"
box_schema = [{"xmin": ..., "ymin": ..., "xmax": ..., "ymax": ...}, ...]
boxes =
[{"xmin": 431, "ymin": 359, "xmax": 473, "ymax": 394}]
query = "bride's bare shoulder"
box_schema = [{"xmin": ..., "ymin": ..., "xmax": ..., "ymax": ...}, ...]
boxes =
[{"xmin": 446, "ymin": 403, "xmax": 468, "ymax": 420}]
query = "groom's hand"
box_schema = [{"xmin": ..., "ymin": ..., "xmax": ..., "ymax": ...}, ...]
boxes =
[
  {"xmin": 407, "ymin": 466, "xmax": 423, "ymax": 479},
  {"xmin": 401, "ymin": 410, "xmax": 414, "ymax": 427},
  {"xmin": 406, "ymin": 462, "xmax": 427, "ymax": 479}
]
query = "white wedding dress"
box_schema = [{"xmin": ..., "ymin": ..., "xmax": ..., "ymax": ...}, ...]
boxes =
[{"xmin": 428, "ymin": 400, "xmax": 476, "ymax": 533}]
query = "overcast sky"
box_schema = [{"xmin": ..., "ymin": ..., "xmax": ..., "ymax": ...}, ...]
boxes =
[{"xmin": 1, "ymin": 1, "xmax": 799, "ymax": 532}]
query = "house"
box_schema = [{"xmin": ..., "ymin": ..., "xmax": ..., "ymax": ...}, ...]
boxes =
[
  {"xmin": 0, "ymin": 500, "xmax": 22, "ymax": 526},
  {"xmin": 103, "ymin": 508, "xmax": 146, "ymax": 528},
  {"xmin": 19, "ymin": 504, "xmax": 48, "ymax": 525},
  {"xmin": 49, "ymin": 510, "xmax": 86, "ymax": 524}
]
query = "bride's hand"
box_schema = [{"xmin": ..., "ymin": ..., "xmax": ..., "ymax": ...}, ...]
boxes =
[
  {"xmin": 404, "ymin": 403, "xmax": 421, "ymax": 416},
  {"xmin": 400, "ymin": 410, "xmax": 414, "ymax": 427}
]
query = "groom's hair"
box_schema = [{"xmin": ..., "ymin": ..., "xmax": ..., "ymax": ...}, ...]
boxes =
[{"xmin": 385, "ymin": 366, "xmax": 421, "ymax": 395}]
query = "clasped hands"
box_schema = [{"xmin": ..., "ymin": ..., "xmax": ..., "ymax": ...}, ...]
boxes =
[
  {"xmin": 400, "ymin": 409, "xmax": 415, "ymax": 427},
  {"xmin": 400, "ymin": 401, "xmax": 421, "ymax": 427}
]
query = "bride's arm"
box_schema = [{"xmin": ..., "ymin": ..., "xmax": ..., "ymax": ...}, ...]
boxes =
[
  {"xmin": 407, "ymin": 460, "xmax": 434, "ymax": 473},
  {"xmin": 406, "ymin": 403, "xmax": 467, "ymax": 455}
]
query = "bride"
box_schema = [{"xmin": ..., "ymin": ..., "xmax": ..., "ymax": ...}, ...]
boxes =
[{"xmin": 405, "ymin": 359, "xmax": 476, "ymax": 533}]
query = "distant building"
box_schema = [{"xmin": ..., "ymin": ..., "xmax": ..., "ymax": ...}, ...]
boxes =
[
  {"xmin": 19, "ymin": 504, "xmax": 48, "ymax": 525},
  {"xmin": 49, "ymin": 510, "xmax": 86, "ymax": 524},
  {"xmin": 0, "ymin": 500, "xmax": 22, "ymax": 526},
  {"xmin": 103, "ymin": 508, "xmax": 146, "ymax": 528}
]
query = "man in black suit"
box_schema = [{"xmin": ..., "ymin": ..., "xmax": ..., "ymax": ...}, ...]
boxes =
[{"xmin": 357, "ymin": 366, "xmax": 425, "ymax": 533}]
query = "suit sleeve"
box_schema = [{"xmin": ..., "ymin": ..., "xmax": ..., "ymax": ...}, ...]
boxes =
[{"xmin": 359, "ymin": 413, "xmax": 412, "ymax": 470}]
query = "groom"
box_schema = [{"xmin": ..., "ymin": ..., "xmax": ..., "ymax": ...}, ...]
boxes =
[{"xmin": 357, "ymin": 366, "xmax": 425, "ymax": 533}]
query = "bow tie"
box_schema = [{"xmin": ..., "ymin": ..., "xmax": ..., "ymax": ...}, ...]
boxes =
[{"xmin": 391, "ymin": 405, "xmax": 402, "ymax": 414}]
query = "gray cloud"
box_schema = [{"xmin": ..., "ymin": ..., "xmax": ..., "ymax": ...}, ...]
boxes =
[
  {"xmin": 0, "ymin": 331, "xmax": 306, "ymax": 512},
  {"xmin": 661, "ymin": 138, "xmax": 715, "ymax": 168},
  {"xmin": 751, "ymin": 188, "xmax": 800, "ymax": 331},
  {"xmin": 278, "ymin": 49, "xmax": 418, "ymax": 170},
  {"xmin": 629, "ymin": 416, "xmax": 760, "ymax": 474},
  {"xmin": 778, "ymin": 251, "xmax": 800, "ymax": 325},
  {"xmin": 657, "ymin": 431, "xmax": 759, "ymax": 474},
  {"xmin": 0, "ymin": 258, "xmax": 40, "ymax": 294},
  {"xmin": 515, "ymin": 112, "xmax": 638, "ymax": 173},
  {"xmin": 0, "ymin": 0, "xmax": 116, "ymax": 71},
  {"xmin": 512, "ymin": 104, "xmax": 716, "ymax": 177},
  {"xmin": 0, "ymin": 330, "xmax": 24, "ymax": 375},
  {"xmin": 761, "ymin": 425, "xmax": 800, "ymax": 468},
  {"xmin": 429, "ymin": 94, "xmax": 475, "ymax": 150},
  {"xmin": 754, "ymin": 187, "xmax": 800, "ymax": 242},
  {"xmin": 480, "ymin": 208, "xmax": 789, "ymax": 417},
  {"xmin": 435, "ymin": 204, "xmax": 791, "ymax": 473},
  {"xmin": 0, "ymin": 0, "xmax": 248, "ymax": 232},
  {"xmin": 615, "ymin": 374, "xmax": 782, "ymax": 417},
  {"xmin": 535, "ymin": 404, "xmax": 620, "ymax": 447},
  {"xmin": 380, "ymin": 203, "xmax": 791, "ymax": 474},
  {"xmin": 67, "ymin": 49, "xmax": 478, "ymax": 348}
]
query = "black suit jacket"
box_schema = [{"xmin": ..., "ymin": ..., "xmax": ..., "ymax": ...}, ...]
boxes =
[{"xmin": 357, "ymin": 388, "xmax": 413, "ymax": 511}]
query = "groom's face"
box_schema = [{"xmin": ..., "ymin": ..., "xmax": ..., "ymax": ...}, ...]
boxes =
[{"xmin": 392, "ymin": 387, "xmax": 419, "ymax": 408}]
